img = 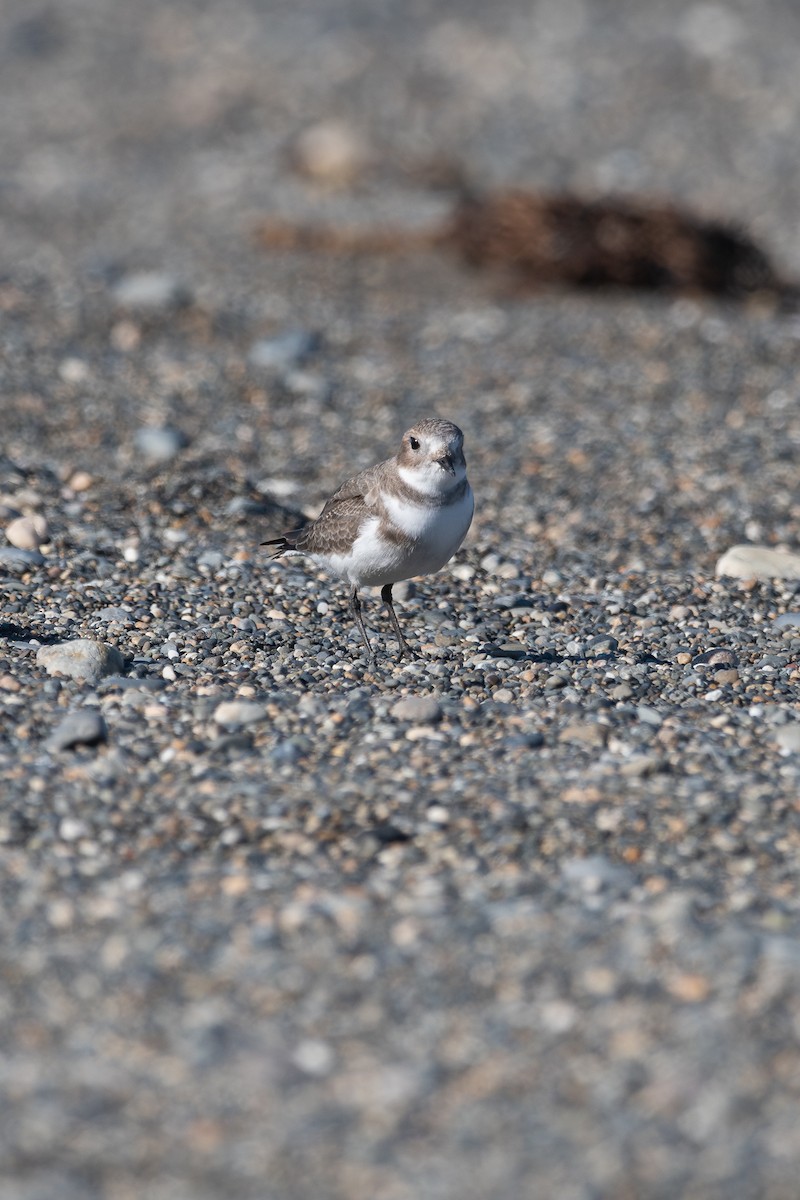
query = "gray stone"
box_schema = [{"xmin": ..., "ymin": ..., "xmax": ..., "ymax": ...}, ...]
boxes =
[
  {"xmin": 773, "ymin": 725, "xmax": 800, "ymax": 754},
  {"xmin": 619, "ymin": 754, "xmax": 663, "ymax": 777},
  {"xmin": 269, "ymin": 739, "xmax": 304, "ymax": 766},
  {"xmin": 0, "ymin": 546, "xmax": 45, "ymax": 569},
  {"xmin": 198, "ymin": 550, "xmax": 225, "ymax": 570},
  {"xmin": 45, "ymin": 710, "xmax": 107, "ymax": 752},
  {"xmin": 714, "ymin": 668, "xmax": 740, "ymax": 686},
  {"xmin": 134, "ymin": 426, "xmax": 188, "ymax": 463},
  {"xmin": 95, "ymin": 605, "xmax": 135, "ymax": 625},
  {"xmin": 389, "ymin": 696, "xmax": 443, "ymax": 724},
  {"xmin": 213, "ymin": 700, "xmax": 268, "ymax": 729},
  {"xmin": 716, "ymin": 545, "xmax": 800, "ymax": 581},
  {"xmin": 586, "ymin": 634, "xmax": 619, "ymax": 654},
  {"xmin": 772, "ymin": 612, "xmax": 800, "ymax": 630},
  {"xmin": 283, "ymin": 370, "xmax": 330, "ymax": 401},
  {"xmin": 391, "ymin": 580, "xmax": 416, "ymax": 602},
  {"xmin": 561, "ymin": 855, "xmax": 634, "ymax": 893},
  {"xmin": 558, "ymin": 721, "xmax": 608, "ymax": 747},
  {"xmin": 247, "ymin": 330, "xmax": 319, "ymax": 370},
  {"xmin": 37, "ymin": 639, "xmax": 125, "ymax": 684},
  {"xmin": 112, "ymin": 271, "xmax": 190, "ymax": 310},
  {"xmin": 58, "ymin": 817, "xmax": 89, "ymax": 841}
]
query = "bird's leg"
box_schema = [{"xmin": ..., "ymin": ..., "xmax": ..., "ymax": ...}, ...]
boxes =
[
  {"xmin": 381, "ymin": 583, "xmax": 412, "ymax": 661},
  {"xmin": 350, "ymin": 586, "xmax": 375, "ymax": 663}
]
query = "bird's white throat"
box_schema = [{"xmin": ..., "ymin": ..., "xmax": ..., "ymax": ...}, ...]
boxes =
[{"xmin": 396, "ymin": 460, "xmax": 466, "ymax": 498}]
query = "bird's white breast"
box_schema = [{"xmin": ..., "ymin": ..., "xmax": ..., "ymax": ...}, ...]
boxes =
[
  {"xmin": 381, "ymin": 482, "xmax": 474, "ymax": 580},
  {"xmin": 318, "ymin": 484, "xmax": 473, "ymax": 588}
]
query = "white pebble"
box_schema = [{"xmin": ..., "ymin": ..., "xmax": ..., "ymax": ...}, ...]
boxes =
[
  {"xmin": 59, "ymin": 818, "xmax": 88, "ymax": 842},
  {"xmin": 292, "ymin": 1039, "xmax": 334, "ymax": 1077},
  {"xmin": 58, "ymin": 357, "xmax": 90, "ymax": 383},
  {"xmin": 6, "ymin": 513, "xmax": 49, "ymax": 550},
  {"xmin": 135, "ymin": 426, "xmax": 188, "ymax": 463},
  {"xmin": 426, "ymin": 805, "xmax": 450, "ymax": 825},
  {"xmin": 213, "ymin": 700, "xmax": 268, "ymax": 729},
  {"xmin": 112, "ymin": 271, "xmax": 189, "ymax": 310},
  {"xmin": 716, "ymin": 545, "xmax": 800, "ymax": 581},
  {"xmin": 290, "ymin": 120, "xmax": 366, "ymax": 184}
]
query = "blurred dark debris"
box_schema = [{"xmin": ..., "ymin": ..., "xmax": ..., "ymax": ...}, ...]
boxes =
[{"xmin": 257, "ymin": 187, "xmax": 796, "ymax": 303}]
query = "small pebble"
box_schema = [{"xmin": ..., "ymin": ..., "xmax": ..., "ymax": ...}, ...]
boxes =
[
  {"xmin": 289, "ymin": 119, "xmax": 367, "ymax": 184},
  {"xmin": 559, "ymin": 721, "xmax": 608, "ymax": 747},
  {"xmin": 292, "ymin": 1038, "xmax": 334, "ymax": 1076},
  {"xmin": 112, "ymin": 271, "xmax": 190, "ymax": 310},
  {"xmin": 59, "ymin": 818, "xmax": 89, "ymax": 842},
  {"xmin": 58, "ymin": 356, "xmax": 90, "ymax": 383},
  {"xmin": 714, "ymin": 669, "xmax": 740, "ymax": 686},
  {"xmin": 426, "ymin": 805, "xmax": 450, "ymax": 825},
  {"xmin": 772, "ymin": 612, "xmax": 800, "ymax": 630},
  {"xmin": 248, "ymin": 330, "xmax": 319, "ymax": 370},
  {"xmin": 134, "ymin": 427, "xmax": 188, "ymax": 463},
  {"xmin": 68, "ymin": 470, "xmax": 93, "ymax": 492},
  {"xmin": 95, "ymin": 606, "xmax": 135, "ymax": 625},
  {"xmin": 561, "ymin": 856, "xmax": 634, "ymax": 893}
]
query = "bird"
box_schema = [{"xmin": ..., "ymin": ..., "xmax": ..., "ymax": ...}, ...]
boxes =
[{"xmin": 262, "ymin": 418, "xmax": 474, "ymax": 663}]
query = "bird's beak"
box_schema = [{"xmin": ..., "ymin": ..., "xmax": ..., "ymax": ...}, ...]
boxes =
[{"xmin": 437, "ymin": 453, "xmax": 456, "ymax": 475}]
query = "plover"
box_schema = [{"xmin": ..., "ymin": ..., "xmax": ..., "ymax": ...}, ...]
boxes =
[{"xmin": 262, "ymin": 418, "xmax": 474, "ymax": 663}]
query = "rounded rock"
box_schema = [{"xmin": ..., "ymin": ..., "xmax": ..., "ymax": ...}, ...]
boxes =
[
  {"xmin": 6, "ymin": 514, "xmax": 49, "ymax": 550},
  {"xmin": 213, "ymin": 700, "xmax": 268, "ymax": 729},
  {"xmin": 36, "ymin": 639, "xmax": 126, "ymax": 684},
  {"xmin": 716, "ymin": 545, "xmax": 800, "ymax": 581},
  {"xmin": 390, "ymin": 696, "xmax": 443, "ymax": 724},
  {"xmin": 247, "ymin": 330, "xmax": 319, "ymax": 371},
  {"xmin": 0, "ymin": 546, "xmax": 45, "ymax": 570},
  {"xmin": 45, "ymin": 710, "xmax": 108, "ymax": 753},
  {"xmin": 289, "ymin": 120, "xmax": 367, "ymax": 184},
  {"xmin": 134, "ymin": 427, "xmax": 188, "ymax": 463},
  {"xmin": 772, "ymin": 612, "xmax": 800, "ymax": 630},
  {"xmin": 112, "ymin": 271, "xmax": 190, "ymax": 310}
]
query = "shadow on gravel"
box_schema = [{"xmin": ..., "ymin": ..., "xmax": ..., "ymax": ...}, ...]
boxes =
[{"xmin": 0, "ymin": 622, "xmax": 64, "ymax": 646}]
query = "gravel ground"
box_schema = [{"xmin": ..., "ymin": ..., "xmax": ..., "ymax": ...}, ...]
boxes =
[{"xmin": 2, "ymin": 2, "xmax": 800, "ymax": 1198}]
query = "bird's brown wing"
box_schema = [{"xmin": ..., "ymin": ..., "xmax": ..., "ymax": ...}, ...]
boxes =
[{"xmin": 267, "ymin": 461, "xmax": 388, "ymax": 558}]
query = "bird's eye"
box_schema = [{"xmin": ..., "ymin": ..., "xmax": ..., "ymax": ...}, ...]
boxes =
[{"xmin": 409, "ymin": 437, "xmax": 420, "ymax": 451}]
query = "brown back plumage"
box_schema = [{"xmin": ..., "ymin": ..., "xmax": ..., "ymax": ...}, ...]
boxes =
[{"xmin": 262, "ymin": 461, "xmax": 389, "ymax": 559}]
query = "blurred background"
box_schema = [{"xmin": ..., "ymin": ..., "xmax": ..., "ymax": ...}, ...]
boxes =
[
  {"xmin": 3, "ymin": 0, "xmax": 800, "ymax": 570},
  {"xmin": 4, "ymin": 0, "xmax": 800, "ymax": 281}
]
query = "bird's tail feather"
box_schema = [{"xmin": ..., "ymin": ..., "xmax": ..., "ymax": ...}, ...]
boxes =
[{"xmin": 261, "ymin": 531, "xmax": 303, "ymax": 558}]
